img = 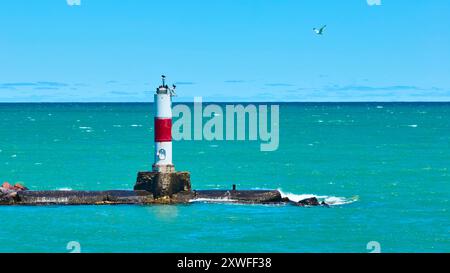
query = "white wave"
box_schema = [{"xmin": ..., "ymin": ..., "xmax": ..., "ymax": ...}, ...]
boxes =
[
  {"xmin": 278, "ymin": 189, "xmax": 357, "ymax": 206},
  {"xmin": 56, "ymin": 187, "xmax": 73, "ymax": 191},
  {"xmin": 189, "ymin": 197, "xmax": 237, "ymax": 203},
  {"xmin": 250, "ymin": 187, "xmax": 272, "ymax": 190},
  {"xmin": 130, "ymin": 124, "xmax": 142, "ymax": 127},
  {"xmin": 407, "ymin": 124, "xmax": 418, "ymax": 128},
  {"xmin": 79, "ymin": 126, "xmax": 93, "ymax": 132},
  {"xmin": 35, "ymin": 197, "xmax": 69, "ymax": 203}
]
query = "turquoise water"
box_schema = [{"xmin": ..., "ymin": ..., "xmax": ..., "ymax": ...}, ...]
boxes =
[{"xmin": 0, "ymin": 102, "xmax": 449, "ymax": 253}]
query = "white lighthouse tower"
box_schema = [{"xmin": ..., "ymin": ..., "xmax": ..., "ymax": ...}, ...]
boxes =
[
  {"xmin": 152, "ymin": 75, "xmax": 176, "ymax": 173},
  {"xmin": 134, "ymin": 75, "xmax": 190, "ymax": 197}
]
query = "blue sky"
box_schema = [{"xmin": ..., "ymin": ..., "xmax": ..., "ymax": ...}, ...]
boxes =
[{"xmin": 1, "ymin": 0, "xmax": 449, "ymax": 102}]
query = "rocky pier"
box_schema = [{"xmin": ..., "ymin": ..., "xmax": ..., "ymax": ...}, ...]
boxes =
[{"xmin": 0, "ymin": 176, "xmax": 328, "ymax": 206}]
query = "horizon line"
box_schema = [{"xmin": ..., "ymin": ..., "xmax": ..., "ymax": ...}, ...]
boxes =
[{"xmin": 1, "ymin": 101, "xmax": 450, "ymax": 104}]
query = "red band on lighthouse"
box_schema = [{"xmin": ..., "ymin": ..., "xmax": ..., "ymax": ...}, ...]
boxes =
[{"xmin": 155, "ymin": 118, "xmax": 172, "ymax": 142}]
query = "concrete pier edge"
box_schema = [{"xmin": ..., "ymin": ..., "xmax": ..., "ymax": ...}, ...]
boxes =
[{"xmin": 0, "ymin": 170, "xmax": 289, "ymax": 205}]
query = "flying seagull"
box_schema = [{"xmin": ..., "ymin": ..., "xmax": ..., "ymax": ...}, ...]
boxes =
[{"xmin": 313, "ymin": 25, "xmax": 327, "ymax": 35}]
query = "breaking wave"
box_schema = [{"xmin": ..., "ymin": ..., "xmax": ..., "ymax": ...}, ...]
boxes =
[
  {"xmin": 189, "ymin": 197, "xmax": 237, "ymax": 203},
  {"xmin": 56, "ymin": 187, "xmax": 73, "ymax": 191},
  {"xmin": 278, "ymin": 189, "xmax": 358, "ymax": 206}
]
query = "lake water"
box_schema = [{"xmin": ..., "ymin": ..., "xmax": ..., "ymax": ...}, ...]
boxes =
[{"xmin": 0, "ymin": 102, "xmax": 448, "ymax": 252}]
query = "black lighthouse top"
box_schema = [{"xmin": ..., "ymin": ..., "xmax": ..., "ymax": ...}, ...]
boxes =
[
  {"xmin": 156, "ymin": 75, "xmax": 177, "ymax": 96},
  {"xmin": 160, "ymin": 75, "xmax": 167, "ymax": 88}
]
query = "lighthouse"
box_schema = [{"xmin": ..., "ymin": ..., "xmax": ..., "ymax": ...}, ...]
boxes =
[
  {"xmin": 153, "ymin": 75, "xmax": 176, "ymax": 173},
  {"xmin": 134, "ymin": 75, "xmax": 191, "ymax": 199}
]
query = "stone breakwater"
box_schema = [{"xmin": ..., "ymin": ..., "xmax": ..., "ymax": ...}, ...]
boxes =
[
  {"xmin": 0, "ymin": 188, "xmax": 328, "ymax": 207},
  {"xmin": 1, "ymin": 179, "xmax": 329, "ymax": 206}
]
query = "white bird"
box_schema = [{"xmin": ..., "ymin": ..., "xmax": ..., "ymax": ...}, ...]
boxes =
[{"xmin": 313, "ymin": 25, "xmax": 327, "ymax": 35}]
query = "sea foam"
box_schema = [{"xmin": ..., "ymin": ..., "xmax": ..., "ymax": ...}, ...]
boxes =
[
  {"xmin": 189, "ymin": 197, "xmax": 236, "ymax": 203},
  {"xmin": 278, "ymin": 189, "xmax": 357, "ymax": 206}
]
